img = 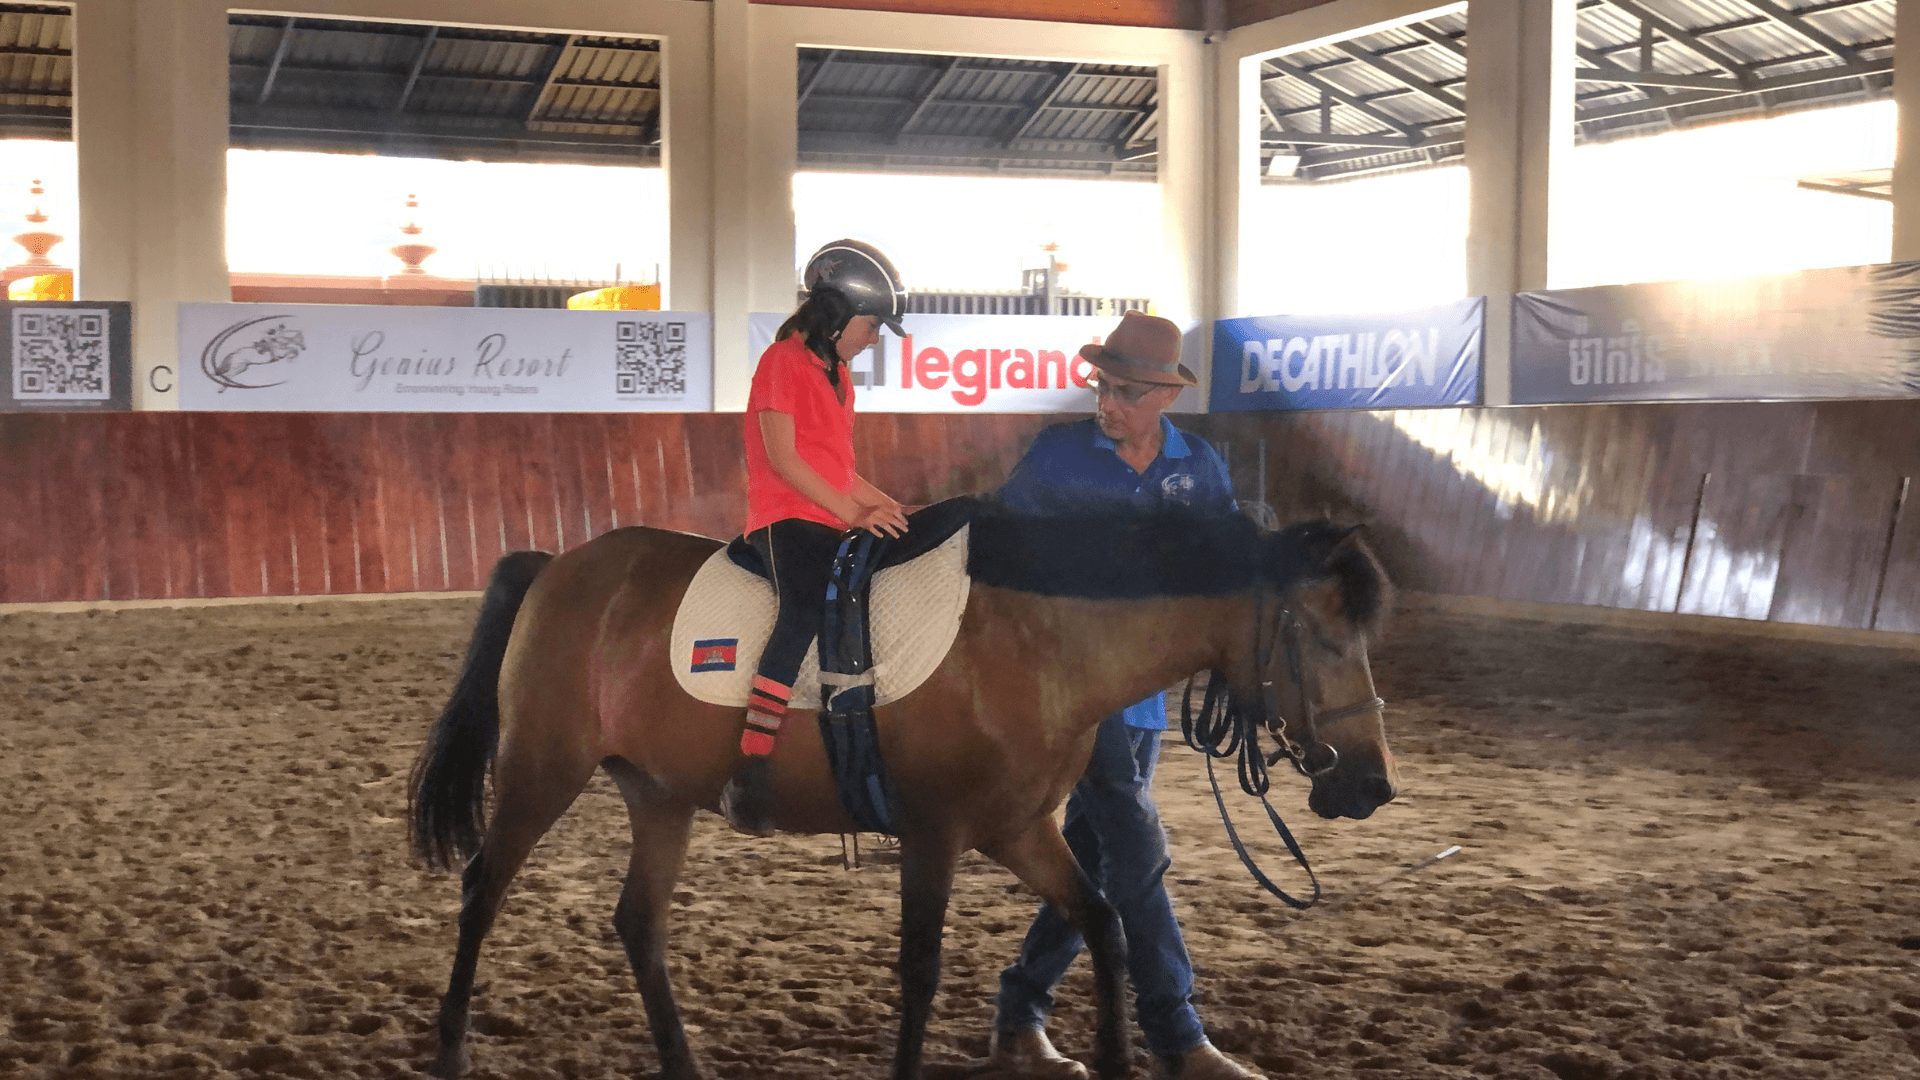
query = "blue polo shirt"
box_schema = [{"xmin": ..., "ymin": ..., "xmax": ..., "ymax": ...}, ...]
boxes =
[{"xmin": 995, "ymin": 416, "xmax": 1237, "ymax": 730}]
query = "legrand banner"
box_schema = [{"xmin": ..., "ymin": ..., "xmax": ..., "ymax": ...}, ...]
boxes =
[
  {"xmin": 747, "ymin": 312, "xmax": 1134, "ymax": 412},
  {"xmin": 1210, "ymin": 299, "xmax": 1483, "ymax": 412},
  {"xmin": 178, "ymin": 304, "xmax": 712, "ymax": 411},
  {"xmin": 1512, "ymin": 261, "xmax": 1920, "ymax": 404}
]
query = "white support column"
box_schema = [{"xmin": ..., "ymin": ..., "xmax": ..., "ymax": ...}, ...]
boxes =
[
  {"xmin": 1465, "ymin": 0, "xmax": 1575, "ymax": 406},
  {"xmin": 73, "ymin": 0, "xmax": 230, "ymax": 408},
  {"xmin": 1214, "ymin": 49, "xmax": 1262, "ymax": 319},
  {"xmin": 1155, "ymin": 36, "xmax": 1213, "ymax": 330},
  {"xmin": 662, "ymin": 0, "xmax": 716, "ymax": 325},
  {"xmin": 71, "ymin": 0, "xmax": 135, "ymax": 303},
  {"xmin": 708, "ymin": 0, "xmax": 753, "ymax": 409},
  {"xmin": 1893, "ymin": 0, "xmax": 1920, "ymax": 261},
  {"xmin": 746, "ymin": 20, "xmax": 800, "ymax": 381}
]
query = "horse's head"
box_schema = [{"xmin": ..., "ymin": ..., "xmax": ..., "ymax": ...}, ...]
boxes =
[{"xmin": 1232, "ymin": 519, "xmax": 1399, "ymax": 821}]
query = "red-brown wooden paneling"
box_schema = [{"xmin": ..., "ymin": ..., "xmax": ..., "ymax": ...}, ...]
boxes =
[{"xmin": 3, "ymin": 403, "xmax": 1920, "ymax": 640}]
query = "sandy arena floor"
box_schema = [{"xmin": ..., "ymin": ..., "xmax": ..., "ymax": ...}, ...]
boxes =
[{"xmin": 1, "ymin": 595, "xmax": 1916, "ymax": 1079}]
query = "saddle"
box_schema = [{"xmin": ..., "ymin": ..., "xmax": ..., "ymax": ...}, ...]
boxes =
[{"xmin": 669, "ymin": 498, "xmax": 979, "ymax": 832}]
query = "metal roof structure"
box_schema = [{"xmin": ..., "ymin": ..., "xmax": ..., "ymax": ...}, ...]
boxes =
[
  {"xmin": 1261, "ymin": 0, "xmax": 1896, "ymax": 181},
  {"xmin": 796, "ymin": 48, "xmax": 1159, "ymax": 178},
  {"xmin": 226, "ymin": 15, "xmax": 662, "ymax": 164},
  {"xmin": 0, "ymin": 2, "xmax": 1899, "ymax": 182},
  {"xmin": 0, "ymin": 3, "xmax": 66, "ymax": 140},
  {"xmin": 0, "ymin": 7, "xmax": 665, "ymax": 165},
  {"xmin": 1797, "ymin": 166, "xmax": 1892, "ymax": 198}
]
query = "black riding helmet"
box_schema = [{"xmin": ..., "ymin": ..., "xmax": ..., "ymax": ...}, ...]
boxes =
[{"xmin": 802, "ymin": 239, "xmax": 909, "ymax": 336}]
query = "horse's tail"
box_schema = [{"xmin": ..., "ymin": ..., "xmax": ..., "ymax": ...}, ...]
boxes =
[{"xmin": 407, "ymin": 549, "xmax": 553, "ymax": 871}]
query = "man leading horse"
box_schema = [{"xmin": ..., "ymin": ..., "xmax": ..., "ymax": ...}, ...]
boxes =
[{"xmin": 987, "ymin": 311, "xmax": 1266, "ymax": 1080}]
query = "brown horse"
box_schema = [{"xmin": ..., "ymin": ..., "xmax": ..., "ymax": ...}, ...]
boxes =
[{"xmin": 407, "ymin": 503, "xmax": 1400, "ymax": 1080}]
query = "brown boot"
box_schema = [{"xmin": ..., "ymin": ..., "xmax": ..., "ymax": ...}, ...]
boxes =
[
  {"xmin": 717, "ymin": 755, "xmax": 776, "ymax": 837},
  {"xmin": 1151, "ymin": 1043, "xmax": 1265, "ymax": 1080},
  {"xmin": 987, "ymin": 1028, "xmax": 1089, "ymax": 1079}
]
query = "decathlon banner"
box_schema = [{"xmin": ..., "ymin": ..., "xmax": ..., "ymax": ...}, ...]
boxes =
[
  {"xmin": 1512, "ymin": 261, "xmax": 1920, "ymax": 404},
  {"xmin": 749, "ymin": 312, "xmax": 1170, "ymax": 413},
  {"xmin": 177, "ymin": 303, "xmax": 712, "ymax": 411},
  {"xmin": 1210, "ymin": 299, "xmax": 1483, "ymax": 412}
]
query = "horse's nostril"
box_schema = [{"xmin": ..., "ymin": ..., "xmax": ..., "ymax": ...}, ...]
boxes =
[{"xmin": 1365, "ymin": 775, "xmax": 1397, "ymax": 806}]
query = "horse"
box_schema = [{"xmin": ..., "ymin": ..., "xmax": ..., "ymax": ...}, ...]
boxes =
[{"xmin": 406, "ymin": 501, "xmax": 1401, "ymax": 1080}]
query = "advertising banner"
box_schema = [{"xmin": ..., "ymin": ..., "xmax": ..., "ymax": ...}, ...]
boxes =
[
  {"xmin": 2, "ymin": 301, "xmax": 134, "ymax": 412},
  {"xmin": 748, "ymin": 312, "xmax": 1135, "ymax": 413},
  {"xmin": 1512, "ymin": 261, "xmax": 1920, "ymax": 404},
  {"xmin": 1209, "ymin": 299, "xmax": 1482, "ymax": 412},
  {"xmin": 178, "ymin": 304, "xmax": 712, "ymax": 411}
]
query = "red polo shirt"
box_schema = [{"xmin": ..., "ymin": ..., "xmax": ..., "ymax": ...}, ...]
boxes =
[{"xmin": 745, "ymin": 334, "xmax": 857, "ymax": 534}]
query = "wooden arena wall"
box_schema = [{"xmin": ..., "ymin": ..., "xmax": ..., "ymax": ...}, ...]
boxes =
[{"xmin": 1, "ymin": 402, "xmax": 1917, "ymax": 635}]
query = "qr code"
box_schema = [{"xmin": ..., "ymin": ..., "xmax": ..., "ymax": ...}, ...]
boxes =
[
  {"xmin": 615, "ymin": 320, "xmax": 687, "ymax": 397},
  {"xmin": 13, "ymin": 310, "xmax": 111, "ymax": 401}
]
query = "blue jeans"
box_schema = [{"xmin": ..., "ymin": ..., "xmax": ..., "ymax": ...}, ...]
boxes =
[{"xmin": 994, "ymin": 713, "xmax": 1206, "ymax": 1060}]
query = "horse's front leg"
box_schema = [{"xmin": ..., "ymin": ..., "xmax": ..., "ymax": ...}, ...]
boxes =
[
  {"xmin": 982, "ymin": 820, "xmax": 1130, "ymax": 1079},
  {"xmin": 891, "ymin": 831, "xmax": 961, "ymax": 1080}
]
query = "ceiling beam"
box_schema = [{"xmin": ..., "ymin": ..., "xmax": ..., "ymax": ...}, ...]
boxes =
[
  {"xmin": 1736, "ymin": 0, "xmax": 1858, "ymax": 64},
  {"xmin": 1266, "ymin": 130, "xmax": 1422, "ymax": 148},
  {"xmin": 393, "ymin": 26, "xmax": 439, "ymax": 114},
  {"xmin": 523, "ymin": 34, "xmax": 576, "ymax": 118},
  {"xmin": 1600, "ymin": 0, "xmax": 1757, "ymax": 83},
  {"xmin": 1329, "ymin": 40, "xmax": 1463, "ymax": 111},
  {"xmin": 1574, "ymin": 66, "xmax": 1742, "ymax": 93},
  {"xmin": 1263, "ymin": 55, "xmax": 1420, "ymax": 138},
  {"xmin": 798, "ymin": 49, "xmax": 837, "ymax": 107},
  {"xmin": 1006, "ymin": 62, "xmax": 1080, "ymax": 145},
  {"xmin": 895, "ymin": 55, "xmax": 963, "ymax": 142},
  {"xmin": 257, "ymin": 17, "xmax": 297, "ymax": 106}
]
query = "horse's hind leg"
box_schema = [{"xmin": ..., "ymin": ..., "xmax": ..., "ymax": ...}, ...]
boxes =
[
  {"xmin": 981, "ymin": 821, "xmax": 1131, "ymax": 1080},
  {"xmin": 605, "ymin": 758, "xmax": 702, "ymax": 1080},
  {"xmin": 431, "ymin": 740, "xmax": 595, "ymax": 1078}
]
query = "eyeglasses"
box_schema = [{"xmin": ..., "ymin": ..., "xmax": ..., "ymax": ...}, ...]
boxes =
[{"xmin": 1088, "ymin": 376, "xmax": 1158, "ymax": 406}]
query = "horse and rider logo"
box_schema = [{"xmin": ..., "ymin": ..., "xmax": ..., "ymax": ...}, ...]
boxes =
[
  {"xmin": 690, "ymin": 638, "xmax": 739, "ymax": 673},
  {"xmin": 200, "ymin": 314, "xmax": 308, "ymax": 391}
]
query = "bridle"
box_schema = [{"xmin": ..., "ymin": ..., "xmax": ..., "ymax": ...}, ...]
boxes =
[{"xmin": 1180, "ymin": 581, "xmax": 1387, "ymax": 908}]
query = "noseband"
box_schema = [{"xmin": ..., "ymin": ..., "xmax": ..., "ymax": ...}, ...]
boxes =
[
  {"xmin": 1253, "ymin": 588, "xmax": 1387, "ymax": 781},
  {"xmin": 1180, "ymin": 584, "xmax": 1387, "ymax": 909}
]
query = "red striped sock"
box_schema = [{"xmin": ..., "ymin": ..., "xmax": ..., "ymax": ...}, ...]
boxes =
[{"xmin": 741, "ymin": 677, "xmax": 792, "ymax": 756}]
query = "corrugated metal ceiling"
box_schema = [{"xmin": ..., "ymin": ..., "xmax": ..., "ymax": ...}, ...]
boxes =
[{"xmin": 1261, "ymin": 0, "xmax": 1896, "ymax": 181}]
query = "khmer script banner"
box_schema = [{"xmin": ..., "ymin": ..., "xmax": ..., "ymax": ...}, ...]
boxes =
[
  {"xmin": 1511, "ymin": 261, "xmax": 1920, "ymax": 404},
  {"xmin": 178, "ymin": 304, "xmax": 712, "ymax": 411},
  {"xmin": 1209, "ymin": 299, "xmax": 1483, "ymax": 412}
]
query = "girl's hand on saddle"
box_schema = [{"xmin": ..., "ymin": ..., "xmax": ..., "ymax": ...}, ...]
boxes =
[{"xmin": 851, "ymin": 503, "xmax": 910, "ymax": 538}]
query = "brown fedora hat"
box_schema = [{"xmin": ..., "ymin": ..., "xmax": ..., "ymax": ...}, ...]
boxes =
[{"xmin": 1079, "ymin": 310, "xmax": 1196, "ymax": 387}]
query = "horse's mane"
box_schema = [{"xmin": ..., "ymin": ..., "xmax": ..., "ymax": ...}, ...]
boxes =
[
  {"xmin": 966, "ymin": 503, "xmax": 1266, "ymax": 599},
  {"xmin": 962, "ymin": 499, "xmax": 1387, "ymax": 618},
  {"xmin": 1269, "ymin": 518, "xmax": 1395, "ymax": 640}
]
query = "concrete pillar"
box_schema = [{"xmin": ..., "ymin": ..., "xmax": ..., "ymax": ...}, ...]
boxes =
[
  {"xmin": 73, "ymin": 0, "xmax": 230, "ymax": 408},
  {"xmin": 1465, "ymin": 0, "xmax": 1575, "ymax": 405},
  {"xmin": 1893, "ymin": 0, "xmax": 1920, "ymax": 261},
  {"xmin": 744, "ymin": 21, "xmax": 800, "ymax": 410},
  {"xmin": 707, "ymin": 0, "xmax": 752, "ymax": 409}
]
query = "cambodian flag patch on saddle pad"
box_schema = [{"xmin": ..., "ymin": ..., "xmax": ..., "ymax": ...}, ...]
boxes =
[{"xmin": 690, "ymin": 638, "xmax": 739, "ymax": 673}]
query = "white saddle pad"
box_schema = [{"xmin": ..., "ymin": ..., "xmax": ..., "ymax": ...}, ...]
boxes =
[{"xmin": 669, "ymin": 526, "xmax": 971, "ymax": 710}]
